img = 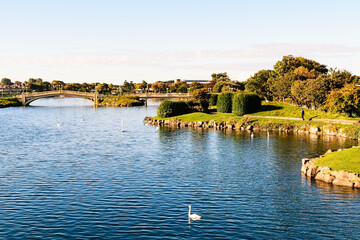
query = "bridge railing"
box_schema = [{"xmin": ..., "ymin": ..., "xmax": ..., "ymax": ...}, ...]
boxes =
[
  {"xmin": 123, "ymin": 92, "xmax": 191, "ymax": 97},
  {"xmin": 17, "ymin": 90, "xmax": 99, "ymax": 97}
]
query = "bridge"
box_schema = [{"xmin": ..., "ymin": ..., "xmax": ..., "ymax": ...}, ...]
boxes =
[
  {"xmin": 123, "ymin": 92, "xmax": 191, "ymax": 99},
  {"xmin": 16, "ymin": 90, "xmax": 102, "ymax": 106},
  {"xmin": 15, "ymin": 91, "xmax": 191, "ymax": 106}
]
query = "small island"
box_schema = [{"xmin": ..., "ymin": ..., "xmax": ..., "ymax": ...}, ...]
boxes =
[{"xmin": 302, "ymin": 146, "xmax": 360, "ymax": 188}]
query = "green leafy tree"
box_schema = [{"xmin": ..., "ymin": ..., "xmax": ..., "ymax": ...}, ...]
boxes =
[
  {"xmin": 274, "ymin": 55, "xmax": 327, "ymax": 77},
  {"xmin": 189, "ymin": 82, "xmax": 203, "ymax": 93},
  {"xmin": 324, "ymin": 84, "xmax": 360, "ymax": 116},
  {"xmin": 206, "ymin": 72, "xmax": 231, "ymax": 90},
  {"xmin": 1, "ymin": 78, "xmax": 12, "ymax": 86},
  {"xmin": 268, "ymin": 73, "xmax": 294, "ymax": 101},
  {"xmin": 151, "ymin": 81, "xmax": 167, "ymax": 92},
  {"xmin": 245, "ymin": 69, "xmax": 274, "ymax": 99}
]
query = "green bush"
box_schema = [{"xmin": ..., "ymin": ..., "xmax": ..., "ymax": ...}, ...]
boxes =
[
  {"xmin": 233, "ymin": 92, "xmax": 261, "ymax": 116},
  {"xmin": 199, "ymin": 100, "xmax": 209, "ymax": 111},
  {"xmin": 185, "ymin": 100, "xmax": 196, "ymax": 108},
  {"xmin": 217, "ymin": 92, "xmax": 233, "ymax": 113},
  {"xmin": 209, "ymin": 94, "xmax": 218, "ymax": 106},
  {"xmin": 157, "ymin": 100, "xmax": 191, "ymax": 118}
]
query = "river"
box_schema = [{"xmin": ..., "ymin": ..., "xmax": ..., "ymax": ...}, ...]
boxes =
[{"xmin": 0, "ymin": 98, "xmax": 359, "ymax": 239}]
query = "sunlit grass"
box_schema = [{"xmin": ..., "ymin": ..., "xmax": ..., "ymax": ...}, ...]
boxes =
[
  {"xmin": 250, "ymin": 102, "xmax": 359, "ymax": 120},
  {"xmin": 315, "ymin": 147, "xmax": 360, "ymax": 174}
]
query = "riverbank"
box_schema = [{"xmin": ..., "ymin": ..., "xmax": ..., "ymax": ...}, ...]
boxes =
[
  {"xmin": 145, "ymin": 115, "xmax": 360, "ymax": 140},
  {"xmin": 302, "ymin": 146, "xmax": 360, "ymax": 188},
  {"xmin": 97, "ymin": 96, "xmax": 145, "ymax": 107},
  {"xmin": 145, "ymin": 101, "xmax": 360, "ymax": 140},
  {"xmin": 0, "ymin": 97, "xmax": 22, "ymax": 108}
]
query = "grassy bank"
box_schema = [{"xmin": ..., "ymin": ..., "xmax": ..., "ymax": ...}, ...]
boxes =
[
  {"xmin": 248, "ymin": 102, "xmax": 360, "ymax": 120},
  {"xmin": 315, "ymin": 147, "xmax": 360, "ymax": 174},
  {"xmin": 98, "ymin": 96, "xmax": 145, "ymax": 107},
  {"xmin": 0, "ymin": 97, "xmax": 22, "ymax": 107},
  {"xmin": 151, "ymin": 101, "xmax": 360, "ymax": 139}
]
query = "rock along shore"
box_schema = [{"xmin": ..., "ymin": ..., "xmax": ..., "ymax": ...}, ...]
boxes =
[
  {"xmin": 301, "ymin": 148, "xmax": 360, "ymax": 189},
  {"xmin": 144, "ymin": 117, "xmax": 360, "ymax": 140}
]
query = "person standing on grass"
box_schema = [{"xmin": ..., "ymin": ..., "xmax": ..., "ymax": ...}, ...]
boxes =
[{"xmin": 301, "ymin": 109, "xmax": 305, "ymax": 120}]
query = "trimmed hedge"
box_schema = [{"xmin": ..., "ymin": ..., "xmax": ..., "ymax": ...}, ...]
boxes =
[
  {"xmin": 157, "ymin": 100, "xmax": 191, "ymax": 118},
  {"xmin": 209, "ymin": 94, "xmax": 218, "ymax": 106},
  {"xmin": 217, "ymin": 92, "xmax": 233, "ymax": 113},
  {"xmin": 233, "ymin": 92, "xmax": 261, "ymax": 116}
]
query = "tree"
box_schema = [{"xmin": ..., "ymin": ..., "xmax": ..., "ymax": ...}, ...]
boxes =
[
  {"xmin": 151, "ymin": 81, "xmax": 166, "ymax": 92},
  {"xmin": 1, "ymin": 78, "xmax": 12, "ymax": 86},
  {"xmin": 268, "ymin": 73, "xmax": 295, "ymax": 101},
  {"xmin": 206, "ymin": 72, "xmax": 231, "ymax": 90},
  {"xmin": 189, "ymin": 82, "xmax": 203, "ymax": 93},
  {"xmin": 139, "ymin": 80, "xmax": 147, "ymax": 91},
  {"xmin": 324, "ymin": 84, "xmax": 360, "ymax": 116},
  {"xmin": 328, "ymin": 68, "xmax": 353, "ymax": 90},
  {"xmin": 121, "ymin": 80, "xmax": 135, "ymax": 92},
  {"xmin": 51, "ymin": 80, "xmax": 65, "ymax": 90},
  {"xmin": 274, "ymin": 55, "xmax": 327, "ymax": 77},
  {"xmin": 245, "ymin": 69, "xmax": 274, "ymax": 99}
]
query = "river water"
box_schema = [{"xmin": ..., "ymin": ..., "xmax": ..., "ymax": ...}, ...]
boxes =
[{"xmin": 0, "ymin": 98, "xmax": 359, "ymax": 239}]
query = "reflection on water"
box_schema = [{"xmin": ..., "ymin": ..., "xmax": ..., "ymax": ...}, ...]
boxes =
[{"xmin": 0, "ymin": 98, "xmax": 359, "ymax": 239}]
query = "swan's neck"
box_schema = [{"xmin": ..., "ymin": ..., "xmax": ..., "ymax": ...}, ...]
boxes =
[{"xmin": 188, "ymin": 205, "xmax": 191, "ymax": 216}]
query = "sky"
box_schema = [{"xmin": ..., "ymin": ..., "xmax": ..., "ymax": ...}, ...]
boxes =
[{"xmin": 0, "ymin": 0, "xmax": 359, "ymax": 84}]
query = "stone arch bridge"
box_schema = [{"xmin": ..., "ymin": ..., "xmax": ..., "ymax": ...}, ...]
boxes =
[
  {"xmin": 15, "ymin": 90, "xmax": 191, "ymax": 106},
  {"xmin": 16, "ymin": 90, "xmax": 102, "ymax": 106}
]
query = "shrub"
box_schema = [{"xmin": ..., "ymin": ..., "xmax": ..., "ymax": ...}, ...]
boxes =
[
  {"xmin": 233, "ymin": 92, "xmax": 261, "ymax": 116},
  {"xmin": 157, "ymin": 100, "xmax": 191, "ymax": 118},
  {"xmin": 185, "ymin": 100, "xmax": 196, "ymax": 108},
  {"xmin": 217, "ymin": 92, "xmax": 233, "ymax": 113},
  {"xmin": 191, "ymin": 88, "xmax": 210, "ymax": 102},
  {"xmin": 209, "ymin": 94, "xmax": 218, "ymax": 106},
  {"xmin": 199, "ymin": 100, "xmax": 209, "ymax": 111}
]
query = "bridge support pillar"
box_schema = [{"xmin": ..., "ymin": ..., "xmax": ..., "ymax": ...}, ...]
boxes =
[
  {"xmin": 94, "ymin": 92, "xmax": 98, "ymax": 107},
  {"xmin": 21, "ymin": 93, "xmax": 26, "ymax": 106}
]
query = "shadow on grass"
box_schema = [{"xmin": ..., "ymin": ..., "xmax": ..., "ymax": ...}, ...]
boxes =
[
  {"xmin": 258, "ymin": 105, "xmax": 283, "ymax": 113},
  {"xmin": 309, "ymin": 115, "xmax": 318, "ymax": 121}
]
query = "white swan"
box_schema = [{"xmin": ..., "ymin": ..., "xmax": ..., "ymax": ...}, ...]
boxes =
[
  {"xmin": 188, "ymin": 205, "xmax": 201, "ymax": 220},
  {"xmin": 56, "ymin": 123, "xmax": 62, "ymax": 127}
]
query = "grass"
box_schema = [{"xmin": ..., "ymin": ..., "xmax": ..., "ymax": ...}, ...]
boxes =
[
  {"xmin": 153, "ymin": 101, "xmax": 360, "ymax": 122},
  {"xmin": 315, "ymin": 146, "xmax": 360, "ymax": 174},
  {"xmin": 248, "ymin": 101, "xmax": 360, "ymax": 120}
]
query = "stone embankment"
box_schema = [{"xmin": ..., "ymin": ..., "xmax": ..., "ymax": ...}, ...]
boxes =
[
  {"xmin": 144, "ymin": 117, "xmax": 360, "ymax": 140},
  {"xmin": 302, "ymin": 149, "xmax": 360, "ymax": 188}
]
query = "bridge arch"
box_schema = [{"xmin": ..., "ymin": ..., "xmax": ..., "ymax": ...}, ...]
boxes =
[{"xmin": 16, "ymin": 90, "xmax": 100, "ymax": 106}]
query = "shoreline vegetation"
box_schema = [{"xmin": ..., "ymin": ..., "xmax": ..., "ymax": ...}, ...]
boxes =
[
  {"xmin": 146, "ymin": 101, "xmax": 360, "ymax": 140},
  {"xmin": 0, "ymin": 97, "xmax": 22, "ymax": 108},
  {"xmin": 97, "ymin": 96, "xmax": 145, "ymax": 107}
]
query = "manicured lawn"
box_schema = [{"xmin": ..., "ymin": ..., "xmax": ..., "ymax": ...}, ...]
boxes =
[
  {"xmin": 315, "ymin": 147, "xmax": 360, "ymax": 174},
  {"xmin": 249, "ymin": 102, "xmax": 360, "ymax": 120},
  {"xmin": 154, "ymin": 102, "xmax": 360, "ymax": 122}
]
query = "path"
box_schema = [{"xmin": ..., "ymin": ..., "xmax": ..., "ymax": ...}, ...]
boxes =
[{"xmin": 246, "ymin": 115, "xmax": 360, "ymax": 125}]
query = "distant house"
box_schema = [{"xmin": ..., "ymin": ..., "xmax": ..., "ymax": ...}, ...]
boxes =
[
  {"xmin": 184, "ymin": 80, "xmax": 211, "ymax": 84},
  {"xmin": 0, "ymin": 84, "xmax": 25, "ymax": 94}
]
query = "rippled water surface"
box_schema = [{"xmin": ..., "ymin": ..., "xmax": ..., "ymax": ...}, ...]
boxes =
[{"xmin": 1, "ymin": 98, "xmax": 360, "ymax": 239}]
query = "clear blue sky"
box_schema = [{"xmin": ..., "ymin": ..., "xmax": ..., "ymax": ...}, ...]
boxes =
[{"xmin": 0, "ymin": 0, "xmax": 359, "ymax": 84}]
